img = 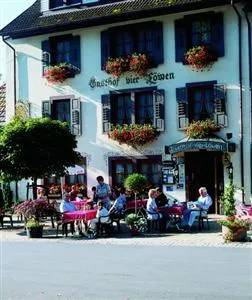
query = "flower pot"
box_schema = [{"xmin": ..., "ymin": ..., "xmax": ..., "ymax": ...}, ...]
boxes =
[
  {"xmin": 222, "ymin": 225, "xmax": 247, "ymax": 242},
  {"xmin": 26, "ymin": 225, "xmax": 43, "ymax": 238}
]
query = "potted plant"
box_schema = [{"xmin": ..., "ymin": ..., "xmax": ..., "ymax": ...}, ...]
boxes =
[
  {"xmin": 104, "ymin": 56, "xmax": 130, "ymax": 78},
  {"xmin": 108, "ymin": 124, "xmax": 159, "ymax": 147},
  {"xmin": 124, "ymin": 173, "xmax": 147, "ymax": 214},
  {"xmin": 129, "ymin": 53, "xmax": 150, "ymax": 77},
  {"xmin": 44, "ymin": 62, "xmax": 80, "ymax": 83},
  {"xmin": 185, "ymin": 119, "xmax": 220, "ymax": 139},
  {"xmin": 184, "ymin": 45, "xmax": 217, "ymax": 72},
  {"xmin": 14, "ymin": 199, "xmax": 58, "ymax": 238},
  {"xmin": 124, "ymin": 213, "xmax": 147, "ymax": 236},
  {"xmin": 218, "ymin": 184, "xmax": 251, "ymax": 242}
]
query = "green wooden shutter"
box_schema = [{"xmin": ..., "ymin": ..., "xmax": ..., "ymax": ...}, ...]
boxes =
[
  {"xmin": 211, "ymin": 13, "xmax": 224, "ymax": 57},
  {"xmin": 101, "ymin": 30, "xmax": 111, "ymax": 70},
  {"xmin": 42, "ymin": 100, "xmax": 52, "ymax": 118},
  {"xmin": 153, "ymin": 89, "xmax": 165, "ymax": 132},
  {"xmin": 70, "ymin": 35, "xmax": 81, "ymax": 71},
  {"xmin": 213, "ymin": 84, "xmax": 227, "ymax": 127},
  {"xmin": 176, "ymin": 87, "xmax": 189, "ymax": 129},
  {"xmin": 41, "ymin": 40, "xmax": 51, "ymax": 75},
  {"xmin": 101, "ymin": 94, "xmax": 111, "ymax": 133},
  {"xmin": 175, "ymin": 19, "xmax": 187, "ymax": 62},
  {"xmin": 71, "ymin": 98, "xmax": 81, "ymax": 135}
]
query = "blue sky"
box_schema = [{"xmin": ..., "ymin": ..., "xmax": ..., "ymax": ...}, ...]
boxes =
[{"xmin": 0, "ymin": 0, "xmax": 35, "ymax": 82}]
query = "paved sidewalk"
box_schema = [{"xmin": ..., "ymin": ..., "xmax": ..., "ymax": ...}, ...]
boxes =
[{"xmin": 1, "ymin": 214, "xmax": 252, "ymax": 248}]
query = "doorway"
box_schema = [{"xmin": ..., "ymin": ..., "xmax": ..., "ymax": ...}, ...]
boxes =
[{"xmin": 185, "ymin": 151, "xmax": 224, "ymax": 213}]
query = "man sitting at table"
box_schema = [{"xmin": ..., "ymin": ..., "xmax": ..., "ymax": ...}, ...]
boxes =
[
  {"xmin": 109, "ymin": 190, "xmax": 125, "ymax": 219},
  {"xmin": 88, "ymin": 200, "xmax": 110, "ymax": 236},
  {"xmin": 59, "ymin": 193, "xmax": 84, "ymax": 236},
  {"xmin": 177, "ymin": 187, "xmax": 212, "ymax": 232},
  {"xmin": 60, "ymin": 193, "xmax": 76, "ymax": 213},
  {"xmin": 155, "ymin": 187, "xmax": 168, "ymax": 208}
]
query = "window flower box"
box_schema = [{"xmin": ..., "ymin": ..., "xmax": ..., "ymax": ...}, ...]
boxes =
[
  {"xmin": 129, "ymin": 53, "xmax": 150, "ymax": 77},
  {"xmin": 184, "ymin": 45, "xmax": 217, "ymax": 72},
  {"xmin": 105, "ymin": 53, "xmax": 151, "ymax": 78},
  {"xmin": 108, "ymin": 124, "xmax": 159, "ymax": 147},
  {"xmin": 44, "ymin": 63, "xmax": 80, "ymax": 83},
  {"xmin": 105, "ymin": 56, "xmax": 130, "ymax": 78},
  {"xmin": 185, "ymin": 119, "xmax": 220, "ymax": 139}
]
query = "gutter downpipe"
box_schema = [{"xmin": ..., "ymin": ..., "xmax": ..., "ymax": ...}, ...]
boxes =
[
  {"xmin": 231, "ymin": 1, "xmax": 245, "ymax": 202},
  {"xmin": 243, "ymin": 8, "xmax": 252, "ymax": 194},
  {"xmin": 2, "ymin": 36, "xmax": 18, "ymax": 202},
  {"xmin": 2, "ymin": 36, "xmax": 17, "ymax": 114}
]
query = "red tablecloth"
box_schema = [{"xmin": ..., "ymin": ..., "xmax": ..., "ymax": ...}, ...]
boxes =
[
  {"xmin": 63, "ymin": 210, "xmax": 97, "ymax": 223},
  {"xmin": 125, "ymin": 199, "xmax": 147, "ymax": 209},
  {"xmin": 158, "ymin": 205, "xmax": 186, "ymax": 216}
]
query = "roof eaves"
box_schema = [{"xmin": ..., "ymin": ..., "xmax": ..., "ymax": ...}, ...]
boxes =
[{"xmin": 0, "ymin": 0, "xmax": 233, "ymax": 39}]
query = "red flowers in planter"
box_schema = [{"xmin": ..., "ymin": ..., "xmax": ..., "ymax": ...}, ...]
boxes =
[
  {"xmin": 105, "ymin": 56, "xmax": 130, "ymax": 78},
  {"xmin": 108, "ymin": 124, "xmax": 159, "ymax": 147},
  {"xmin": 44, "ymin": 63, "xmax": 80, "ymax": 83},
  {"xmin": 129, "ymin": 53, "xmax": 150, "ymax": 77},
  {"xmin": 105, "ymin": 53, "xmax": 150, "ymax": 78},
  {"xmin": 185, "ymin": 119, "xmax": 220, "ymax": 139},
  {"xmin": 185, "ymin": 45, "xmax": 217, "ymax": 71}
]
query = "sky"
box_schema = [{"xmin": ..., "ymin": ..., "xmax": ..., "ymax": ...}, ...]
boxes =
[{"xmin": 0, "ymin": 0, "xmax": 35, "ymax": 82}]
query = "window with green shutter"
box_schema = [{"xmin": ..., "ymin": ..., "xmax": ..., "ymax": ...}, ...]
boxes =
[
  {"xmin": 102, "ymin": 88, "xmax": 165, "ymax": 133},
  {"xmin": 175, "ymin": 12, "xmax": 224, "ymax": 63},
  {"xmin": 101, "ymin": 21, "xmax": 164, "ymax": 70}
]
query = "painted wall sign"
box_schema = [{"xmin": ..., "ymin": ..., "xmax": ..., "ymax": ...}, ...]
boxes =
[
  {"xmin": 168, "ymin": 140, "xmax": 227, "ymax": 153},
  {"xmin": 88, "ymin": 72, "xmax": 175, "ymax": 89}
]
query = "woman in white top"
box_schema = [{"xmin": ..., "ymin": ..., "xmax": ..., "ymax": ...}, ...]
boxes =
[{"xmin": 146, "ymin": 189, "xmax": 161, "ymax": 220}]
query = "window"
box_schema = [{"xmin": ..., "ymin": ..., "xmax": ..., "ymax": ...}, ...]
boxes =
[
  {"xmin": 101, "ymin": 21, "xmax": 163, "ymax": 69},
  {"xmin": 102, "ymin": 88, "xmax": 165, "ymax": 133},
  {"xmin": 109, "ymin": 156, "xmax": 162, "ymax": 188},
  {"xmin": 176, "ymin": 82, "xmax": 227, "ymax": 129},
  {"xmin": 49, "ymin": 0, "xmax": 82, "ymax": 9},
  {"xmin": 42, "ymin": 98, "xmax": 81, "ymax": 135},
  {"xmin": 175, "ymin": 12, "xmax": 224, "ymax": 62},
  {"xmin": 42, "ymin": 34, "xmax": 81, "ymax": 74}
]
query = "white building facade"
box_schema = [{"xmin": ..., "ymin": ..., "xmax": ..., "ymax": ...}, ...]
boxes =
[{"xmin": 0, "ymin": 0, "xmax": 251, "ymax": 212}]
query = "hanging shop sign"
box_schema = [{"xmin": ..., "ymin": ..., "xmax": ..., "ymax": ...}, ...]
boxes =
[
  {"xmin": 168, "ymin": 140, "xmax": 227, "ymax": 154},
  {"xmin": 88, "ymin": 72, "xmax": 175, "ymax": 89}
]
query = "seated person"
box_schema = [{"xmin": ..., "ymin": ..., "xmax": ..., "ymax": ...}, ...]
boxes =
[
  {"xmin": 60, "ymin": 193, "xmax": 76, "ymax": 213},
  {"xmin": 178, "ymin": 187, "xmax": 212, "ymax": 232},
  {"xmin": 91, "ymin": 186, "xmax": 99, "ymax": 204},
  {"xmin": 37, "ymin": 187, "xmax": 47, "ymax": 200},
  {"xmin": 118, "ymin": 187, "xmax": 127, "ymax": 207},
  {"xmin": 59, "ymin": 193, "xmax": 84, "ymax": 236},
  {"xmin": 88, "ymin": 200, "xmax": 110, "ymax": 235},
  {"xmin": 109, "ymin": 190, "xmax": 125, "ymax": 219},
  {"xmin": 155, "ymin": 187, "xmax": 168, "ymax": 207},
  {"xmin": 147, "ymin": 189, "xmax": 161, "ymax": 220},
  {"xmin": 69, "ymin": 185, "xmax": 79, "ymax": 201}
]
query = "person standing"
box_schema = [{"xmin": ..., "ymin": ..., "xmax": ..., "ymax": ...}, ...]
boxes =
[{"xmin": 96, "ymin": 176, "xmax": 111, "ymax": 210}]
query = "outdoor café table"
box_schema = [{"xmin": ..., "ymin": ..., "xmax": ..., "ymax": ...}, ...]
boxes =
[
  {"xmin": 63, "ymin": 209, "xmax": 97, "ymax": 224},
  {"xmin": 158, "ymin": 204, "xmax": 186, "ymax": 228}
]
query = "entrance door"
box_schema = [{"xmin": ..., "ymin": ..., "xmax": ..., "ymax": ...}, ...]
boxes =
[{"xmin": 185, "ymin": 151, "xmax": 224, "ymax": 214}]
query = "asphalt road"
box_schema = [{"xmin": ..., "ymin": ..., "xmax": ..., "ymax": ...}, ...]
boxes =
[{"xmin": 0, "ymin": 241, "xmax": 251, "ymax": 300}]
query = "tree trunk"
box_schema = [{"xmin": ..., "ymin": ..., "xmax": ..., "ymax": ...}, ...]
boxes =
[{"xmin": 32, "ymin": 178, "xmax": 38, "ymax": 200}]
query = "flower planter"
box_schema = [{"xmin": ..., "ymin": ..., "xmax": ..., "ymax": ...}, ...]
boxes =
[
  {"xmin": 185, "ymin": 45, "xmax": 216, "ymax": 72},
  {"xmin": 222, "ymin": 225, "xmax": 247, "ymax": 242},
  {"xmin": 108, "ymin": 124, "xmax": 159, "ymax": 147},
  {"xmin": 26, "ymin": 225, "xmax": 43, "ymax": 238}
]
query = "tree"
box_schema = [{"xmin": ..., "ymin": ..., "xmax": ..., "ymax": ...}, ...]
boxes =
[{"xmin": 0, "ymin": 117, "xmax": 81, "ymax": 198}]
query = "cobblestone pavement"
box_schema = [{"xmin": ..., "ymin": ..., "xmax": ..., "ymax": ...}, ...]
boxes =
[{"xmin": 1, "ymin": 215, "xmax": 252, "ymax": 248}]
